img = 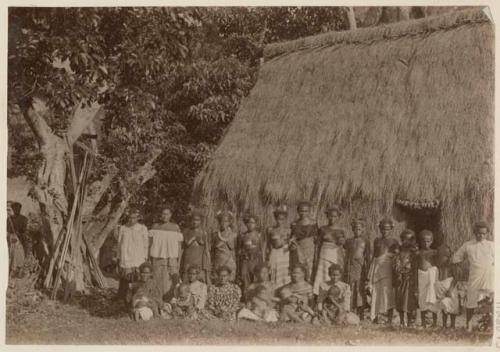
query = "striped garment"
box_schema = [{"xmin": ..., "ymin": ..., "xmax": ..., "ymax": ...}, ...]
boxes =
[{"xmin": 269, "ymin": 245, "xmax": 291, "ymax": 288}]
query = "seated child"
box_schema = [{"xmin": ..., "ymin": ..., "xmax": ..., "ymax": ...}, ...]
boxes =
[
  {"xmin": 237, "ymin": 285, "xmax": 278, "ymax": 322},
  {"xmin": 162, "ymin": 283, "xmax": 197, "ymax": 319},
  {"xmin": 279, "ymin": 287, "xmax": 316, "ymax": 323},
  {"xmin": 131, "ymin": 287, "xmax": 158, "ymax": 321},
  {"xmin": 185, "ymin": 265, "xmax": 208, "ymax": 309},
  {"xmin": 319, "ymin": 285, "xmax": 360, "ymax": 326}
]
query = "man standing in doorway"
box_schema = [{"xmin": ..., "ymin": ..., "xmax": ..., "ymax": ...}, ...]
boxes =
[{"xmin": 452, "ymin": 221, "xmax": 494, "ymax": 331}]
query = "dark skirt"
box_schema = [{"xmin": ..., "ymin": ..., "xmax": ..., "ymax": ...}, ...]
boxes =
[{"xmin": 394, "ymin": 274, "xmax": 417, "ymax": 312}]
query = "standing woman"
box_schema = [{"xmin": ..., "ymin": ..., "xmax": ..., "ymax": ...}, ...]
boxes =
[
  {"xmin": 180, "ymin": 211, "xmax": 211, "ymax": 284},
  {"xmin": 115, "ymin": 208, "xmax": 149, "ymax": 300},
  {"xmin": 211, "ymin": 211, "xmax": 238, "ymax": 281},
  {"xmin": 237, "ymin": 214, "xmax": 265, "ymax": 293},
  {"xmin": 149, "ymin": 206, "xmax": 184, "ymax": 301},
  {"xmin": 344, "ymin": 217, "xmax": 372, "ymax": 320},
  {"xmin": 313, "ymin": 205, "xmax": 344, "ymax": 295},
  {"xmin": 266, "ymin": 205, "xmax": 291, "ymax": 288},
  {"xmin": 289, "ymin": 201, "xmax": 319, "ymax": 283}
]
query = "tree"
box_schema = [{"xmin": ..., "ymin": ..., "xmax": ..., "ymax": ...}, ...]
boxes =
[{"xmin": 8, "ymin": 7, "xmax": 202, "ymax": 290}]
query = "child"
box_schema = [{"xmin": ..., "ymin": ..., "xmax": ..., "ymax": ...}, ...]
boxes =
[
  {"xmin": 267, "ymin": 205, "xmax": 291, "ymax": 288},
  {"xmin": 278, "ymin": 286, "xmax": 316, "ymax": 323},
  {"xmin": 344, "ymin": 217, "xmax": 371, "ymax": 320},
  {"xmin": 393, "ymin": 229, "xmax": 418, "ymax": 327},
  {"xmin": 313, "ymin": 228, "xmax": 345, "ymax": 295},
  {"xmin": 320, "ymin": 285, "xmax": 360, "ymax": 326},
  {"xmin": 368, "ymin": 241, "xmax": 395, "ymax": 324},
  {"xmin": 184, "ymin": 265, "xmax": 208, "ymax": 309},
  {"xmin": 316, "ymin": 263, "xmax": 351, "ymax": 313},
  {"xmin": 162, "ymin": 283, "xmax": 197, "ymax": 319},
  {"xmin": 416, "ymin": 230, "xmax": 438, "ymax": 328},
  {"xmin": 434, "ymin": 269, "xmax": 459, "ymax": 328},
  {"xmin": 237, "ymin": 214, "xmax": 265, "ymax": 293},
  {"xmin": 237, "ymin": 285, "xmax": 278, "ymax": 322}
]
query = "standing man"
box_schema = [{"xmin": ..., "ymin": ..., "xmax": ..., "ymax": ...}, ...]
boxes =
[
  {"xmin": 8, "ymin": 202, "xmax": 29, "ymax": 255},
  {"xmin": 149, "ymin": 206, "xmax": 184, "ymax": 301},
  {"xmin": 115, "ymin": 208, "xmax": 149, "ymax": 300},
  {"xmin": 452, "ymin": 221, "xmax": 494, "ymax": 331}
]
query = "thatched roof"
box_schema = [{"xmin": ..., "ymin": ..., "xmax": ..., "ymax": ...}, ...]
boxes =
[{"xmin": 194, "ymin": 9, "xmax": 493, "ymax": 248}]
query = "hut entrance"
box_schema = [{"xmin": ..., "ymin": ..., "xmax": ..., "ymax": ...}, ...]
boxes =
[{"xmin": 394, "ymin": 199, "xmax": 442, "ymax": 242}]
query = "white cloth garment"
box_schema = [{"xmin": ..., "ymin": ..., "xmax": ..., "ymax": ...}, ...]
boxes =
[
  {"xmin": 116, "ymin": 224, "xmax": 149, "ymax": 268},
  {"xmin": 452, "ymin": 239, "xmax": 494, "ymax": 308},
  {"xmin": 149, "ymin": 228, "xmax": 183, "ymax": 259},
  {"xmin": 418, "ymin": 266, "xmax": 438, "ymax": 311}
]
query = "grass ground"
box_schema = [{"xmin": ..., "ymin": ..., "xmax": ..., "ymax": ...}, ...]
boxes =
[{"xmin": 6, "ymin": 288, "xmax": 492, "ymax": 346}]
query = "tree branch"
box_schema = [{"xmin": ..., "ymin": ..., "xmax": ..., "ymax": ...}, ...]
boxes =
[
  {"xmin": 18, "ymin": 100, "xmax": 53, "ymax": 146},
  {"xmin": 67, "ymin": 103, "xmax": 103, "ymax": 145}
]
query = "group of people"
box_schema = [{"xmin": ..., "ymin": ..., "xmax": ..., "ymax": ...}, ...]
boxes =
[{"xmin": 117, "ymin": 202, "xmax": 494, "ymax": 331}]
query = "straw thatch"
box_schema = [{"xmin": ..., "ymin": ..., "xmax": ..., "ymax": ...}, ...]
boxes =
[{"xmin": 194, "ymin": 8, "xmax": 493, "ymax": 249}]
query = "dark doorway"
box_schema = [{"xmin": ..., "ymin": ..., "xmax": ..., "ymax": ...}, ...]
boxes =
[{"xmin": 394, "ymin": 204, "xmax": 443, "ymax": 246}]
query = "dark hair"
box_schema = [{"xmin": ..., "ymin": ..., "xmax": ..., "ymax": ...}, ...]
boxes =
[
  {"xmin": 351, "ymin": 217, "xmax": 366, "ymax": 227},
  {"xmin": 253, "ymin": 263, "xmax": 269, "ymax": 276},
  {"xmin": 216, "ymin": 211, "xmax": 233, "ymax": 223},
  {"xmin": 400, "ymin": 229, "xmax": 415, "ymax": 241},
  {"xmin": 290, "ymin": 264, "xmax": 307, "ymax": 275},
  {"xmin": 296, "ymin": 201, "xmax": 311, "ymax": 211},
  {"xmin": 191, "ymin": 210, "xmax": 203, "ymax": 221},
  {"xmin": 325, "ymin": 204, "xmax": 342, "ymax": 216},
  {"xmin": 473, "ymin": 221, "xmax": 490, "ymax": 233},
  {"xmin": 243, "ymin": 213, "xmax": 258, "ymax": 224},
  {"xmin": 419, "ymin": 229, "xmax": 434, "ymax": 239},
  {"xmin": 11, "ymin": 202, "xmax": 22, "ymax": 212},
  {"xmin": 161, "ymin": 205, "xmax": 173, "ymax": 213},
  {"xmin": 332, "ymin": 228, "xmax": 346, "ymax": 237},
  {"xmin": 379, "ymin": 217, "xmax": 394, "ymax": 228},
  {"xmin": 187, "ymin": 265, "xmax": 201, "ymax": 273},
  {"xmin": 139, "ymin": 262, "xmax": 153, "ymax": 273},
  {"xmin": 216, "ymin": 265, "xmax": 232, "ymax": 276},
  {"xmin": 328, "ymin": 263, "xmax": 343, "ymax": 276}
]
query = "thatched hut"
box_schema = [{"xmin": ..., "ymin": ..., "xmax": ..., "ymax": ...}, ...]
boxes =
[{"xmin": 194, "ymin": 8, "xmax": 493, "ymax": 249}]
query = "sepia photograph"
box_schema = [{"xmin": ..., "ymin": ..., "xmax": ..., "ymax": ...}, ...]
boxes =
[{"xmin": 5, "ymin": 5, "xmax": 495, "ymax": 346}]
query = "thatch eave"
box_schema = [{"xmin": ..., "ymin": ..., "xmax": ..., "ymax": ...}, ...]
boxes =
[{"xmin": 264, "ymin": 7, "xmax": 490, "ymax": 61}]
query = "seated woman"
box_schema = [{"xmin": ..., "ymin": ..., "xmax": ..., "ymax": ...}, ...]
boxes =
[
  {"xmin": 278, "ymin": 264, "xmax": 315, "ymax": 323},
  {"xmin": 207, "ymin": 265, "xmax": 242, "ymax": 321},
  {"xmin": 237, "ymin": 284, "xmax": 279, "ymax": 322},
  {"xmin": 128, "ymin": 263, "xmax": 163, "ymax": 321},
  {"xmin": 316, "ymin": 263, "xmax": 351, "ymax": 314}
]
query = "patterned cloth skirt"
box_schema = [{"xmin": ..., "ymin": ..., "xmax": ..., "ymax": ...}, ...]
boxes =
[{"xmin": 269, "ymin": 246, "xmax": 290, "ymax": 288}]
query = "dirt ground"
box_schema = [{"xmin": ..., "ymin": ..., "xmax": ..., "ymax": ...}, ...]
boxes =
[{"xmin": 6, "ymin": 288, "xmax": 492, "ymax": 346}]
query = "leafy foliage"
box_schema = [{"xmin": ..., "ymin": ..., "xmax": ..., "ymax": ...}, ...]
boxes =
[{"xmin": 8, "ymin": 7, "xmax": 349, "ymax": 228}]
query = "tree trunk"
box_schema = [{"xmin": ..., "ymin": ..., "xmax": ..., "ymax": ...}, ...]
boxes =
[
  {"xmin": 346, "ymin": 7, "xmax": 357, "ymax": 30},
  {"xmin": 84, "ymin": 149, "xmax": 161, "ymax": 258}
]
